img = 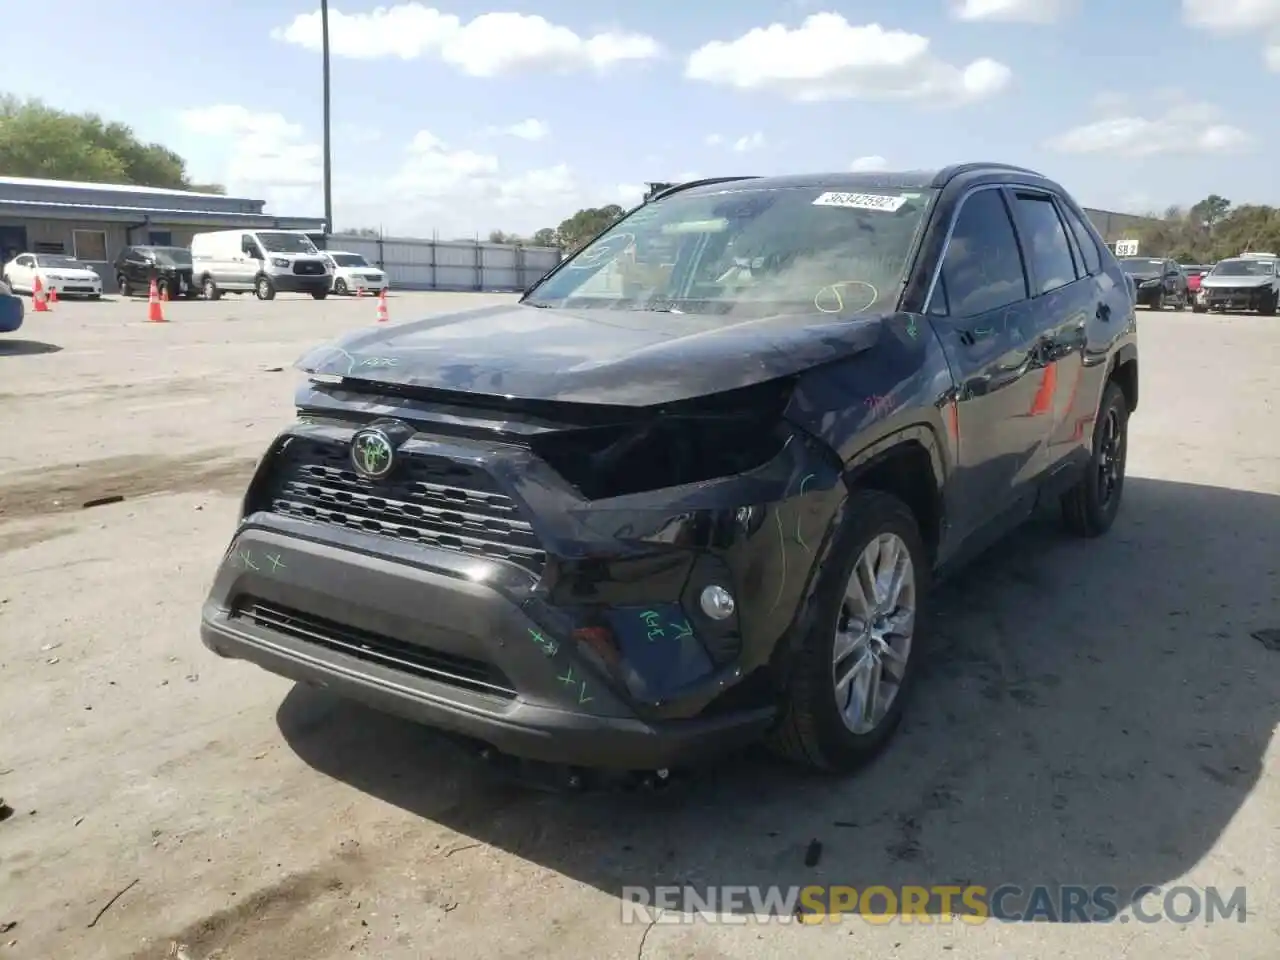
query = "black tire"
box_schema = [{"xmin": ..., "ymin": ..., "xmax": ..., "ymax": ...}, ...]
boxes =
[
  {"xmin": 117, "ymin": 275, "xmax": 132, "ymax": 298},
  {"xmin": 1192, "ymin": 302, "xmax": 1207, "ymax": 313},
  {"xmin": 89, "ymin": 294, "xmax": 101, "ymax": 300},
  {"xmin": 156, "ymin": 278, "xmax": 171, "ymax": 300},
  {"xmin": 255, "ymin": 275, "xmax": 276, "ymax": 300},
  {"xmin": 201, "ymin": 276, "xmax": 221, "ymax": 301},
  {"xmin": 1150, "ymin": 289, "xmax": 1164, "ymax": 311},
  {"xmin": 311, "ymin": 290, "xmax": 328, "ymax": 300},
  {"xmin": 334, "ymin": 278, "xmax": 348, "ymax": 296},
  {"xmin": 767, "ymin": 489, "xmax": 929, "ymax": 774},
  {"xmin": 1173, "ymin": 293, "xmax": 1186, "ymax": 311},
  {"xmin": 1259, "ymin": 293, "xmax": 1277, "ymax": 316},
  {"xmin": 1061, "ymin": 380, "xmax": 1129, "ymax": 538}
]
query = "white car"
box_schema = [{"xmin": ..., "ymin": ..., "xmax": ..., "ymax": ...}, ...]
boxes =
[
  {"xmin": 321, "ymin": 251, "xmax": 388, "ymax": 295},
  {"xmin": 2, "ymin": 252, "xmax": 103, "ymax": 299}
]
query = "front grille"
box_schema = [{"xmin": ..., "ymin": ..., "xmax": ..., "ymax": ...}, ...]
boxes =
[
  {"xmin": 264, "ymin": 437, "xmax": 547, "ymax": 576},
  {"xmin": 293, "ymin": 260, "xmax": 326, "ymax": 276},
  {"xmin": 233, "ymin": 598, "xmax": 516, "ymax": 699}
]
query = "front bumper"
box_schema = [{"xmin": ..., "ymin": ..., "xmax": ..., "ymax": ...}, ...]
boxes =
[
  {"xmin": 1198, "ymin": 287, "xmax": 1272, "ymax": 311},
  {"xmin": 200, "ymin": 417, "xmax": 845, "ymax": 770},
  {"xmin": 201, "ymin": 526, "xmax": 778, "ymax": 769},
  {"xmin": 46, "ymin": 279, "xmax": 102, "ymax": 296},
  {"xmin": 271, "ymin": 274, "xmax": 331, "ymax": 294}
]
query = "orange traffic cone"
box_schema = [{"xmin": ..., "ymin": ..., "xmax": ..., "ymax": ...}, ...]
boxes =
[
  {"xmin": 356, "ymin": 286, "xmax": 366, "ymax": 297},
  {"xmin": 48, "ymin": 287, "xmax": 58, "ymax": 305},
  {"xmin": 147, "ymin": 278, "xmax": 167, "ymax": 323},
  {"xmin": 375, "ymin": 288, "xmax": 389, "ymax": 323},
  {"xmin": 32, "ymin": 275, "xmax": 50, "ymax": 312}
]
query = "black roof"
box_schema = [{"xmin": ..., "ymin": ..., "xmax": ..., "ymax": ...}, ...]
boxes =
[{"xmin": 650, "ymin": 163, "xmax": 1051, "ymax": 202}]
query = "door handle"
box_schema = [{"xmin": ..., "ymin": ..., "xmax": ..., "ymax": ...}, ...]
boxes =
[{"xmin": 1095, "ymin": 301, "xmax": 1111, "ymax": 322}]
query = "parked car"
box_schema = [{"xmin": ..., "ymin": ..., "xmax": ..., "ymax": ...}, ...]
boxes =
[
  {"xmin": 190, "ymin": 229, "xmax": 331, "ymax": 301},
  {"xmin": 0, "ymin": 278, "xmax": 23, "ymax": 333},
  {"xmin": 1193, "ymin": 253, "xmax": 1280, "ymax": 314},
  {"xmin": 1, "ymin": 253, "xmax": 103, "ymax": 299},
  {"xmin": 113, "ymin": 245, "xmax": 198, "ymax": 299},
  {"xmin": 321, "ymin": 250, "xmax": 389, "ymax": 295},
  {"xmin": 1118, "ymin": 257, "xmax": 1187, "ymax": 310},
  {"xmin": 200, "ymin": 164, "xmax": 1138, "ymax": 778},
  {"xmin": 1181, "ymin": 263, "xmax": 1213, "ymax": 298}
]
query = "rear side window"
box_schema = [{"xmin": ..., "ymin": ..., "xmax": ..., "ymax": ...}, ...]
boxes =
[
  {"xmin": 1014, "ymin": 193, "xmax": 1078, "ymax": 293},
  {"xmin": 1059, "ymin": 203, "xmax": 1101, "ymax": 276},
  {"xmin": 935, "ymin": 188, "xmax": 1029, "ymax": 317}
]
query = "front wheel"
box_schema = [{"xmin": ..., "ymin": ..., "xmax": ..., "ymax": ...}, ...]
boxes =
[
  {"xmin": 767, "ymin": 489, "xmax": 928, "ymax": 773},
  {"xmin": 334, "ymin": 278, "xmax": 348, "ymax": 296},
  {"xmin": 202, "ymin": 276, "xmax": 221, "ymax": 301},
  {"xmin": 310, "ymin": 290, "xmax": 328, "ymax": 300},
  {"xmin": 117, "ymin": 275, "xmax": 132, "ymax": 298},
  {"xmin": 255, "ymin": 276, "xmax": 276, "ymax": 300},
  {"xmin": 1061, "ymin": 380, "xmax": 1129, "ymax": 538},
  {"xmin": 1192, "ymin": 303, "xmax": 1207, "ymax": 313},
  {"xmin": 1150, "ymin": 290, "xmax": 1164, "ymax": 311}
]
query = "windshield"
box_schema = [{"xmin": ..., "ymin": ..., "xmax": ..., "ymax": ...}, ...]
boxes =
[
  {"xmin": 524, "ymin": 185, "xmax": 936, "ymax": 317},
  {"xmin": 1120, "ymin": 258, "xmax": 1164, "ymax": 273},
  {"xmin": 34, "ymin": 255, "xmax": 82, "ymax": 269},
  {"xmin": 1211, "ymin": 259, "xmax": 1275, "ymax": 277},
  {"xmin": 257, "ymin": 232, "xmax": 318, "ymax": 254},
  {"xmin": 150, "ymin": 247, "xmax": 192, "ymax": 266},
  {"xmin": 329, "ymin": 253, "xmax": 369, "ymax": 267}
]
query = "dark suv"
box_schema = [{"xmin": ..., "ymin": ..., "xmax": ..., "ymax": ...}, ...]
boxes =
[
  {"xmin": 1119, "ymin": 257, "xmax": 1188, "ymax": 310},
  {"xmin": 200, "ymin": 165, "xmax": 1138, "ymax": 778},
  {"xmin": 113, "ymin": 245, "xmax": 197, "ymax": 299}
]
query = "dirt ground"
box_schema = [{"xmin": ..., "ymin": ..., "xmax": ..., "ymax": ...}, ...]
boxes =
[{"xmin": 1, "ymin": 293, "xmax": 1277, "ymax": 960}]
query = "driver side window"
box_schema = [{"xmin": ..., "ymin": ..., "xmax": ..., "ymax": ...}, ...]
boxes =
[{"xmin": 932, "ymin": 188, "xmax": 1030, "ymax": 318}]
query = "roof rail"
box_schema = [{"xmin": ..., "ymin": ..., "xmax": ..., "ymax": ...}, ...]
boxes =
[
  {"xmin": 647, "ymin": 176, "xmax": 762, "ymax": 202},
  {"xmin": 936, "ymin": 161, "xmax": 1049, "ymax": 183}
]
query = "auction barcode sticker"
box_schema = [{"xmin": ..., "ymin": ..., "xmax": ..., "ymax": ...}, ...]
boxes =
[{"xmin": 812, "ymin": 192, "xmax": 907, "ymax": 212}]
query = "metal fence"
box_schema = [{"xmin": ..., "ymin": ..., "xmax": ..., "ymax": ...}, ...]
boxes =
[{"xmin": 323, "ymin": 233, "xmax": 562, "ymax": 292}]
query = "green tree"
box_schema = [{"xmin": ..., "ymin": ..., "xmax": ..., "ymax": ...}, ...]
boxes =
[
  {"xmin": 340, "ymin": 227, "xmax": 382, "ymax": 238},
  {"xmin": 555, "ymin": 204, "xmax": 625, "ymax": 253},
  {"xmin": 1132, "ymin": 196, "xmax": 1280, "ymax": 263},
  {"xmin": 0, "ymin": 95, "xmax": 223, "ymax": 192},
  {"xmin": 531, "ymin": 227, "xmax": 557, "ymax": 247},
  {"xmin": 488, "ymin": 229, "xmax": 523, "ymax": 244}
]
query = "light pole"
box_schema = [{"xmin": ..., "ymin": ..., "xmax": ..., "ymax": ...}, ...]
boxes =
[{"xmin": 321, "ymin": 0, "xmax": 333, "ymax": 236}]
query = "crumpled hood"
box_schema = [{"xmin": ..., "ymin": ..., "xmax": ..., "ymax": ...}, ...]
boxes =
[
  {"xmin": 1199, "ymin": 275, "xmax": 1273, "ymax": 289},
  {"xmin": 295, "ymin": 302, "xmax": 886, "ymax": 406}
]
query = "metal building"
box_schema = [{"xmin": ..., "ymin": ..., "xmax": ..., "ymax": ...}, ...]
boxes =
[{"xmin": 0, "ymin": 176, "xmax": 325, "ymax": 293}]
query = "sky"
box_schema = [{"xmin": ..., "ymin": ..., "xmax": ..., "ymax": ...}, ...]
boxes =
[{"xmin": 2, "ymin": 0, "xmax": 1278, "ymax": 238}]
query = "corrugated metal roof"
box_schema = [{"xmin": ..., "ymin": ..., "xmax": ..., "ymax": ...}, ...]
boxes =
[
  {"xmin": 0, "ymin": 197, "xmax": 324, "ymax": 229},
  {"xmin": 0, "ymin": 174, "xmax": 241, "ymax": 201}
]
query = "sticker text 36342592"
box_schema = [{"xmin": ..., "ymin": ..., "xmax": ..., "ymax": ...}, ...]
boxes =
[{"xmin": 811, "ymin": 192, "xmax": 908, "ymax": 213}]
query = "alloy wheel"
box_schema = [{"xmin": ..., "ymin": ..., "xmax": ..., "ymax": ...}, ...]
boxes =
[
  {"xmin": 1097, "ymin": 407, "xmax": 1125, "ymax": 506},
  {"xmin": 832, "ymin": 532, "xmax": 916, "ymax": 735}
]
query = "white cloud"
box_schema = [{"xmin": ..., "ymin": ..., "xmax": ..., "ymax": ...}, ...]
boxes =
[
  {"xmin": 616, "ymin": 183, "xmax": 647, "ymax": 206},
  {"xmin": 731, "ymin": 131, "xmax": 766, "ymax": 152},
  {"xmin": 486, "ymin": 118, "xmax": 550, "ymax": 140},
  {"xmin": 271, "ymin": 4, "xmax": 660, "ymax": 76},
  {"xmin": 705, "ymin": 133, "xmax": 724, "ymax": 146},
  {"xmin": 1046, "ymin": 101, "xmax": 1251, "ymax": 157},
  {"xmin": 684, "ymin": 13, "xmax": 1011, "ymax": 104},
  {"xmin": 951, "ymin": 0, "xmax": 1072, "ymax": 22},
  {"xmin": 849, "ymin": 155, "xmax": 889, "ymax": 171},
  {"xmin": 179, "ymin": 105, "xmax": 322, "ymax": 189},
  {"xmin": 1183, "ymin": 0, "xmax": 1280, "ymax": 68}
]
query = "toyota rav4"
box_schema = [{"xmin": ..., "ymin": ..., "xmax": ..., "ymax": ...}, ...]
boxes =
[{"xmin": 200, "ymin": 165, "xmax": 1139, "ymax": 777}]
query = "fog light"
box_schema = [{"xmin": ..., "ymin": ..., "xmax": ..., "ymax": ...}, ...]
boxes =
[{"xmin": 699, "ymin": 585, "xmax": 735, "ymax": 620}]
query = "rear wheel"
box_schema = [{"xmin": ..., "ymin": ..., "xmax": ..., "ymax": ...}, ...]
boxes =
[
  {"xmin": 117, "ymin": 275, "xmax": 132, "ymax": 297},
  {"xmin": 310, "ymin": 290, "xmax": 328, "ymax": 300},
  {"xmin": 1192, "ymin": 302, "xmax": 1207, "ymax": 313},
  {"xmin": 1259, "ymin": 292, "xmax": 1278, "ymax": 316},
  {"xmin": 768, "ymin": 489, "xmax": 927, "ymax": 774},
  {"xmin": 1061, "ymin": 381, "xmax": 1128, "ymax": 538},
  {"xmin": 201, "ymin": 276, "xmax": 221, "ymax": 301},
  {"xmin": 255, "ymin": 275, "xmax": 276, "ymax": 300}
]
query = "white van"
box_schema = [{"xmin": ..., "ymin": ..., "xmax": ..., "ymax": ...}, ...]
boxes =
[{"xmin": 190, "ymin": 229, "xmax": 332, "ymax": 301}]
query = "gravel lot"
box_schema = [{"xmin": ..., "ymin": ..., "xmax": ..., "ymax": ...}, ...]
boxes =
[{"xmin": 1, "ymin": 293, "xmax": 1277, "ymax": 960}]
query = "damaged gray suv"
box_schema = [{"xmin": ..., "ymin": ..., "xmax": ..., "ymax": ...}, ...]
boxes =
[{"xmin": 200, "ymin": 165, "xmax": 1139, "ymax": 777}]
